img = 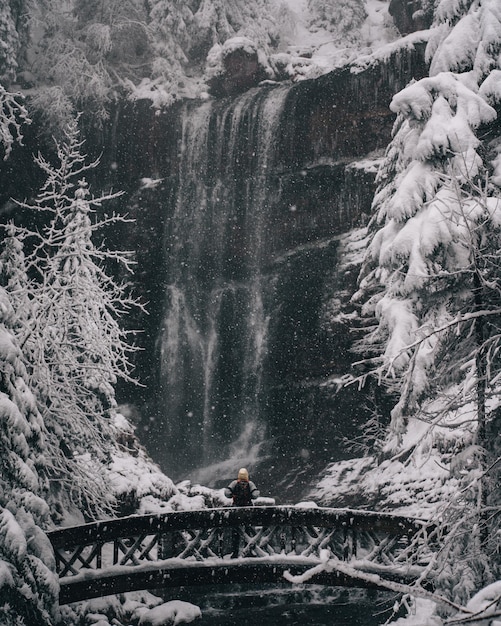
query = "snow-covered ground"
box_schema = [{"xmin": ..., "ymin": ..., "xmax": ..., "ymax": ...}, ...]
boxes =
[{"xmin": 278, "ymin": 0, "xmax": 399, "ymax": 69}]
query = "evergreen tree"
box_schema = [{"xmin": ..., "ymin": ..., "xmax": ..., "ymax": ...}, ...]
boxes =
[
  {"xmin": 307, "ymin": 0, "xmax": 367, "ymax": 42},
  {"xmin": 0, "ymin": 67, "xmax": 60, "ymax": 626},
  {"xmin": 427, "ymin": 0, "xmax": 501, "ymax": 80},
  {"xmin": 353, "ymin": 0, "xmax": 501, "ymax": 606},
  {"xmin": 355, "ymin": 0, "xmax": 501, "ymax": 440},
  {"xmin": 0, "ymin": 224, "xmax": 30, "ymax": 322},
  {"xmin": 0, "ymin": 1, "xmax": 21, "ymax": 84},
  {"xmin": 0, "ymin": 286, "xmax": 60, "ymax": 626},
  {"xmin": 12, "ymin": 116, "xmax": 139, "ymax": 519}
]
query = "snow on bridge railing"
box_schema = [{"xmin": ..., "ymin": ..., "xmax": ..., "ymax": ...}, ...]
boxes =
[{"xmin": 46, "ymin": 506, "xmax": 432, "ymax": 604}]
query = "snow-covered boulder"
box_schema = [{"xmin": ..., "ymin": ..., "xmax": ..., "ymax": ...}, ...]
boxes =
[
  {"xmin": 205, "ymin": 37, "xmax": 272, "ymax": 96},
  {"xmin": 137, "ymin": 600, "xmax": 201, "ymax": 625}
]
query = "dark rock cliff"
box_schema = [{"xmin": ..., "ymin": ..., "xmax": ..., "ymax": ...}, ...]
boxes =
[
  {"xmin": 105, "ymin": 41, "xmax": 428, "ymax": 497},
  {"xmin": 389, "ymin": 0, "xmax": 433, "ymax": 36}
]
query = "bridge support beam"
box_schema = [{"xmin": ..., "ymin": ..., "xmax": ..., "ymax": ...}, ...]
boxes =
[{"xmin": 59, "ymin": 558, "xmax": 422, "ymax": 605}]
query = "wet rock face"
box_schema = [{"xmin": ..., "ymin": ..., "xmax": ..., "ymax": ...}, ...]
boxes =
[{"xmin": 389, "ymin": 0, "xmax": 433, "ymax": 35}]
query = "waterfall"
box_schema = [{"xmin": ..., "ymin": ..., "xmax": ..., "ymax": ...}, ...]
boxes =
[
  {"xmin": 134, "ymin": 45, "xmax": 426, "ymax": 493},
  {"xmin": 158, "ymin": 85, "xmax": 290, "ymax": 479}
]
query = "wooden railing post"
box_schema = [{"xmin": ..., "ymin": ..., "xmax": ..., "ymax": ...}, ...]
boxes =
[
  {"xmin": 217, "ymin": 528, "xmax": 224, "ymax": 557},
  {"xmin": 96, "ymin": 542, "xmax": 102, "ymax": 570},
  {"xmin": 158, "ymin": 531, "xmax": 167, "ymax": 560},
  {"xmin": 280, "ymin": 528, "xmax": 286, "ymax": 553}
]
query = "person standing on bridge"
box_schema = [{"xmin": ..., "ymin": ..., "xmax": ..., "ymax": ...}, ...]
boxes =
[
  {"xmin": 225, "ymin": 468, "xmax": 260, "ymax": 507},
  {"xmin": 225, "ymin": 468, "xmax": 260, "ymax": 558}
]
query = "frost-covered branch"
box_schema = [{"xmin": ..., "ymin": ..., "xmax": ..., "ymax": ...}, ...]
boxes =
[
  {"xmin": 0, "ymin": 86, "xmax": 30, "ymax": 159},
  {"xmin": 284, "ymin": 556, "xmax": 469, "ymax": 613}
]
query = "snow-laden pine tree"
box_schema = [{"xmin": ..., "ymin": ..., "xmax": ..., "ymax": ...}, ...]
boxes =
[
  {"xmin": 0, "ymin": 286, "xmax": 60, "ymax": 626},
  {"xmin": 0, "ymin": 74, "xmax": 62, "ymax": 626},
  {"xmin": 10, "ymin": 117, "xmax": 141, "ymax": 519},
  {"xmin": 357, "ymin": 76, "xmax": 499, "ymax": 427},
  {"xmin": 0, "ymin": 1, "xmax": 21, "ymax": 84},
  {"xmin": 353, "ymin": 0, "xmax": 501, "ymax": 606},
  {"xmin": 356, "ymin": 0, "xmax": 501, "ymax": 439},
  {"xmin": 0, "ymin": 225, "xmax": 31, "ymax": 330}
]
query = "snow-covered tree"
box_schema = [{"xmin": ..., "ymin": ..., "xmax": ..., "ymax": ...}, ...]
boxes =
[
  {"xmin": 351, "ymin": 0, "xmax": 501, "ymax": 607},
  {"xmin": 0, "ymin": 287, "xmax": 44, "ymax": 506},
  {"xmin": 356, "ymin": 73, "xmax": 499, "ymax": 428},
  {"xmin": 0, "ymin": 86, "xmax": 30, "ymax": 160},
  {"xmin": 0, "ymin": 286, "xmax": 60, "ymax": 626},
  {"xmin": 354, "ymin": 0, "xmax": 501, "ymax": 438},
  {"xmin": 0, "ymin": 65, "xmax": 60, "ymax": 626},
  {"xmin": 307, "ymin": 0, "xmax": 367, "ymax": 42},
  {"xmin": 0, "ymin": 225, "xmax": 31, "ymax": 331},
  {"xmin": 25, "ymin": 0, "xmax": 149, "ymax": 128},
  {"xmin": 0, "ymin": 1, "xmax": 22, "ymax": 84},
  {"xmin": 427, "ymin": 0, "xmax": 501, "ymax": 81},
  {"xmin": 9, "ymin": 116, "xmax": 140, "ymax": 519}
]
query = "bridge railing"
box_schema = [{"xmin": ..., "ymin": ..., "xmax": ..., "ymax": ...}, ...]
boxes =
[{"xmin": 47, "ymin": 506, "xmax": 429, "ymax": 579}]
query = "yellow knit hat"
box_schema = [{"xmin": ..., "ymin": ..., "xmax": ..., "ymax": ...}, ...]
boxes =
[{"xmin": 238, "ymin": 468, "xmax": 249, "ymax": 481}]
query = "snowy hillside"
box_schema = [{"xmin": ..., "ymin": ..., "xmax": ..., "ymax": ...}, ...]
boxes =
[
  {"xmin": 275, "ymin": 0, "xmax": 400, "ymax": 71},
  {"xmin": 15, "ymin": 0, "xmax": 402, "ymax": 121}
]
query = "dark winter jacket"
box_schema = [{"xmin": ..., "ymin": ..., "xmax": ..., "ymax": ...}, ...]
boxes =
[{"xmin": 225, "ymin": 479, "xmax": 260, "ymax": 506}]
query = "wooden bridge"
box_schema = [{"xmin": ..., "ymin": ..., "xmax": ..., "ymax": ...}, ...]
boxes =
[{"xmin": 47, "ymin": 506, "xmax": 432, "ymax": 605}]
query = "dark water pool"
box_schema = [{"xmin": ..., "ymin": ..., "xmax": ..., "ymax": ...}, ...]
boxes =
[
  {"xmin": 199, "ymin": 602, "xmax": 394, "ymax": 625},
  {"xmin": 162, "ymin": 585, "xmax": 403, "ymax": 625}
]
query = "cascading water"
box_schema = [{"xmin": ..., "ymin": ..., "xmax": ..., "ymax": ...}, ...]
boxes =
[
  {"xmin": 158, "ymin": 85, "xmax": 290, "ymax": 480},
  {"xmin": 143, "ymin": 81, "xmax": 390, "ymax": 497}
]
